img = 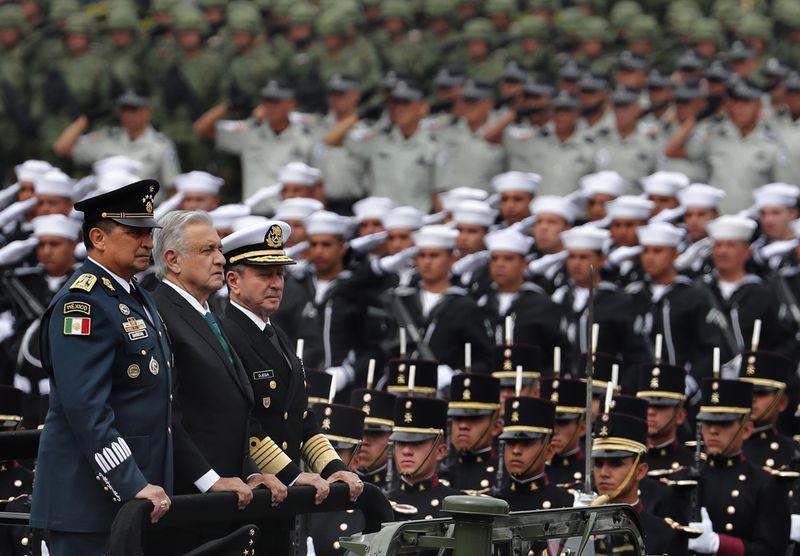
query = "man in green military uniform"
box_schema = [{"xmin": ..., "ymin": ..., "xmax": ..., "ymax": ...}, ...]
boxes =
[
  {"xmin": 275, "ymin": 3, "xmax": 322, "ymax": 112},
  {"xmin": 505, "ymin": 16, "xmax": 555, "ymax": 79},
  {"xmin": 103, "ymin": 7, "xmax": 148, "ymax": 95},
  {"xmin": 0, "ymin": 4, "xmax": 34, "ymax": 175},
  {"xmin": 575, "ymin": 17, "xmax": 617, "ymax": 77},
  {"xmin": 372, "ymin": 0, "xmax": 424, "ymax": 80},
  {"xmin": 32, "ymin": 12, "xmax": 114, "ymax": 164},
  {"xmin": 52, "ymin": 90, "xmax": 180, "ymax": 187},
  {"xmin": 462, "ymin": 18, "xmax": 507, "ymax": 84},
  {"xmin": 387, "ymin": 396, "xmax": 461, "ymax": 520},
  {"xmin": 155, "ymin": 5, "xmax": 223, "ymax": 173},
  {"xmin": 418, "ymin": 0, "xmax": 467, "ymax": 80}
]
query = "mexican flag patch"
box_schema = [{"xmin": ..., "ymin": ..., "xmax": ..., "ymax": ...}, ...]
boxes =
[{"xmin": 64, "ymin": 317, "xmax": 91, "ymax": 336}]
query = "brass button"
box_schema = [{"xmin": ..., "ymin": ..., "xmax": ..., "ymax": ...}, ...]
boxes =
[
  {"xmin": 487, "ymin": 466, "xmax": 495, "ymax": 473},
  {"xmin": 739, "ymin": 474, "xmax": 746, "ymax": 481},
  {"xmin": 104, "ymin": 486, "xmax": 109, "ymax": 492},
  {"xmin": 480, "ymin": 479, "xmax": 489, "ymax": 488},
  {"xmin": 303, "ymin": 411, "xmax": 308, "ymax": 418},
  {"xmin": 333, "ymin": 541, "xmax": 341, "ymax": 550},
  {"xmin": 770, "ymin": 442, "xmax": 780, "ymax": 451},
  {"xmin": 339, "ymin": 523, "xmax": 348, "ymax": 531},
  {"xmin": 542, "ymin": 500, "xmax": 551, "ymax": 509},
  {"xmin": 573, "ymin": 472, "xmax": 582, "ymax": 480},
  {"xmin": 766, "ymin": 458, "xmax": 775, "ymax": 467},
  {"xmin": 671, "ymin": 462, "xmax": 680, "ymax": 469},
  {"xmin": 140, "ymin": 350, "xmax": 147, "ymax": 356},
  {"xmin": 725, "ymin": 523, "xmax": 733, "ymax": 531},
  {"xmin": 431, "ymin": 499, "xmax": 439, "ymax": 507},
  {"xmin": 731, "ymin": 489, "xmax": 739, "ymax": 497},
  {"xmin": 760, "ymin": 432, "xmax": 767, "ymax": 440},
  {"xmin": 21, "ymin": 537, "xmax": 28, "ymax": 546},
  {"xmin": 284, "ymin": 412, "xmax": 289, "ymax": 420},
  {"xmin": 281, "ymin": 441, "xmax": 288, "ymax": 450},
  {"xmin": 424, "ymin": 515, "xmax": 433, "ymax": 520},
  {"xmin": 13, "ymin": 480, "xmax": 22, "ymax": 487},
  {"xmin": 96, "ymin": 475, "xmax": 101, "ymax": 481},
  {"xmin": 270, "ymin": 380, "xmax": 277, "ymax": 390},
  {"xmin": 727, "ymin": 506, "xmax": 735, "ymax": 514}
]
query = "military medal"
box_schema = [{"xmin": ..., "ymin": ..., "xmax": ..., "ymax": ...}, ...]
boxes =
[
  {"xmin": 149, "ymin": 357, "xmax": 160, "ymax": 375},
  {"xmin": 262, "ymin": 397, "xmax": 271, "ymax": 409},
  {"xmin": 122, "ymin": 317, "xmax": 149, "ymax": 340},
  {"xmin": 119, "ymin": 304, "xmax": 130, "ymax": 316},
  {"xmin": 127, "ymin": 364, "xmax": 140, "ymax": 379},
  {"xmin": 101, "ymin": 277, "xmax": 115, "ymax": 291}
]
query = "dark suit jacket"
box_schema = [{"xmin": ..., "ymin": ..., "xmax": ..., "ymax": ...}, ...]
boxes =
[
  {"xmin": 152, "ymin": 282, "xmax": 259, "ymax": 493},
  {"xmin": 219, "ymin": 301, "xmax": 347, "ymax": 484}
]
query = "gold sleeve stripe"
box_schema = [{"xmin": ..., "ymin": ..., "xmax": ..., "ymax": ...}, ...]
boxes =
[
  {"xmin": 301, "ymin": 433, "xmax": 341, "ymax": 474},
  {"xmin": 250, "ymin": 436, "xmax": 292, "ymax": 474}
]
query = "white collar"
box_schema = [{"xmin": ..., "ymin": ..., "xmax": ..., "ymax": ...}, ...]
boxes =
[
  {"xmin": 88, "ymin": 256, "xmax": 131, "ymax": 293},
  {"xmin": 230, "ymin": 299, "xmax": 271, "ymax": 332},
  {"xmin": 162, "ymin": 278, "xmax": 210, "ymax": 315}
]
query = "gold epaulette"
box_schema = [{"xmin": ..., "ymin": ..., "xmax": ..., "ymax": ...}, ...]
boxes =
[
  {"xmin": 301, "ymin": 434, "xmax": 341, "ymax": 474},
  {"xmin": 250, "ymin": 436, "xmax": 292, "ymax": 475},
  {"xmin": 69, "ymin": 273, "xmax": 97, "ymax": 292}
]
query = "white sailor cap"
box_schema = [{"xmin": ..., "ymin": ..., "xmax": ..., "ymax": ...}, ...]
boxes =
[
  {"xmin": 274, "ymin": 198, "xmax": 324, "ymax": 221},
  {"xmin": 579, "ymin": 171, "xmax": 630, "ymax": 197},
  {"xmin": 306, "ymin": 210, "xmax": 350, "ymax": 237},
  {"xmin": 34, "ymin": 170, "xmax": 74, "ymax": 199},
  {"xmin": 706, "ymin": 215, "xmax": 757, "ymax": 242},
  {"xmin": 606, "ymin": 195, "xmax": 654, "ymax": 221},
  {"xmin": 641, "ymin": 171, "xmax": 690, "ymax": 197},
  {"xmin": 753, "ymin": 183, "xmax": 800, "ymax": 209},
  {"xmin": 32, "ymin": 214, "xmax": 81, "ymax": 241},
  {"xmin": 678, "ymin": 183, "xmax": 726, "ymax": 209},
  {"xmin": 383, "ymin": 206, "xmax": 424, "ymax": 230},
  {"xmin": 491, "ymin": 171, "xmax": 541, "ymax": 194},
  {"xmin": 413, "ymin": 225, "xmax": 459, "ymax": 250},
  {"xmin": 92, "ymin": 155, "xmax": 143, "ymax": 176},
  {"xmin": 531, "ymin": 195, "xmax": 576, "ymax": 223},
  {"xmin": 561, "ymin": 225, "xmax": 611, "ymax": 251},
  {"xmin": 174, "ymin": 171, "xmax": 224, "ymax": 195},
  {"xmin": 95, "ymin": 170, "xmax": 142, "ymax": 194},
  {"xmin": 484, "ymin": 228, "xmax": 533, "ymax": 254},
  {"xmin": 210, "ymin": 203, "xmax": 251, "ymax": 230},
  {"xmin": 452, "ymin": 199, "xmax": 496, "ymax": 228},
  {"xmin": 353, "ymin": 196, "xmax": 395, "ymax": 222},
  {"xmin": 222, "ymin": 220, "xmax": 295, "ymax": 265},
  {"xmin": 278, "ymin": 161, "xmax": 322, "ymax": 186},
  {"xmin": 636, "ymin": 222, "xmax": 684, "ymax": 247},
  {"xmin": 440, "ymin": 187, "xmax": 490, "ymax": 212},
  {"xmin": 14, "ymin": 160, "xmax": 53, "ymax": 183},
  {"xmin": 232, "ymin": 215, "xmax": 269, "ymax": 233}
]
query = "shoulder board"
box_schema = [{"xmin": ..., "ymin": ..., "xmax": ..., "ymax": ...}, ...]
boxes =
[{"xmin": 69, "ymin": 273, "xmax": 97, "ymax": 292}]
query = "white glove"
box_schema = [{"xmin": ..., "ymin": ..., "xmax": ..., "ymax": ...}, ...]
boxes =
[
  {"xmin": 649, "ymin": 205, "xmax": 686, "ymax": 223},
  {"xmin": 436, "ymin": 364, "xmax": 455, "ymax": 391},
  {"xmin": 244, "ymin": 183, "xmax": 282, "ymax": 207},
  {"xmin": 688, "ymin": 507, "xmax": 720, "ymax": 554},
  {"xmin": 326, "ymin": 365, "xmax": 355, "ymax": 392},
  {"xmin": 0, "ymin": 198, "xmax": 37, "ymax": 228},
  {"xmin": 423, "ymin": 211, "xmax": 446, "ymax": 225},
  {"xmin": 306, "ymin": 536, "xmax": 317, "ymax": 556},
  {"xmin": 791, "ymin": 514, "xmax": 800, "ymax": 543},
  {"xmin": 0, "ymin": 183, "xmax": 20, "ymax": 209},
  {"xmin": 674, "ymin": 237, "xmax": 713, "ymax": 271},
  {"xmin": 349, "ymin": 231, "xmax": 387, "ymax": 254},
  {"xmin": 607, "ymin": 245, "xmax": 643, "ymax": 266},
  {"xmin": 452, "ymin": 250, "xmax": 490, "ymax": 277},
  {"xmin": 154, "ymin": 191, "xmax": 184, "ymax": 221},
  {"xmin": 528, "ymin": 251, "xmax": 568, "ymax": 275},
  {"xmin": 377, "ymin": 246, "xmax": 418, "ymax": 274},
  {"xmin": 572, "ymin": 491, "xmax": 598, "ymax": 507},
  {"xmin": 0, "ymin": 237, "xmax": 38, "ymax": 267},
  {"xmin": 509, "ymin": 215, "xmax": 537, "ymax": 234},
  {"xmin": 74, "ymin": 242, "xmax": 87, "ymax": 260},
  {"xmin": 286, "ymin": 241, "xmax": 309, "ymax": 259}
]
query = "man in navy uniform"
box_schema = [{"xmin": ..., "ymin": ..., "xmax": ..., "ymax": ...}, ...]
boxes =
[
  {"xmin": 689, "ymin": 378, "xmax": 790, "ymax": 555},
  {"xmin": 442, "ymin": 373, "xmax": 503, "ymax": 494},
  {"xmin": 30, "ymin": 180, "xmax": 173, "ymax": 556},
  {"xmin": 387, "ymin": 396, "xmax": 461, "ymax": 520},
  {"xmin": 493, "ymin": 396, "xmax": 573, "ymax": 511}
]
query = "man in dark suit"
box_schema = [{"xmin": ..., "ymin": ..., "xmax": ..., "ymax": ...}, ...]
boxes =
[
  {"xmin": 150, "ymin": 211, "xmax": 287, "ymax": 520},
  {"xmin": 218, "ymin": 220, "xmax": 363, "ymax": 555},
  {"xmin": 30, "ymin": 180, "xmax": 173, "ymax": 556}
]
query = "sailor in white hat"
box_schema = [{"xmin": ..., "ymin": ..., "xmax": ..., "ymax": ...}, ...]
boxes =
[
  {"xmin": 34, "ymin": 170, "xmax": 75, "ymax": 217},
  {"xmin": 174, "ymin": 171, "xmax": 224, "ymax": 212},
  {"xmin": 750, "ymin": 183, "xmax": 800, "ymax": 270},
  {"xmin": 640, "ymin": 171, "xmax": 690, "ymax": 215},
  {"xmin": 531, "ymin": 196, "xmax": 575, "ymax": 258},
  {"xmin": 579, "ymin": 171, "xmax": 630, "ymax": 221},
  {"xmin": 209, "ymin": 204, "xmax": 252, "ymax": 238},
  {"xmin": 491, "ymin": 171, "xmax": 540, "ymax": 226},
  {"xmin": 273, "ymin": 198, "xmax": 324, "ymax": 248},
  {"xmin": 279, "ymin": 162, "xmax": 324, "ymax": 203},
  {"xmin": 383, "ymin": 206, "xmax": 424, "ymax": 256},
  {"xmin": 679, "ymin": 184, "xmax": 726, "ymax": 243},
  {"xmin": 353, "ymin": 197, "xmax": 395, "ymax": 237},
  {"xmin": 452, "ymin": 199, "xmax": 497, "ymax": 256},
  {"xmin": 12, "ymin": 160, "xmax": 53, "ymax": 206}
]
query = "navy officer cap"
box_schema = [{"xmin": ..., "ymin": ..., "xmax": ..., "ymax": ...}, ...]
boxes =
[
  {"xmin": 221, "ymin": 220, "xmax": 296, "ymax": 266},
  {"xmin": 74, "ymin": 179, "xmax": 160, "ymax": 228}
]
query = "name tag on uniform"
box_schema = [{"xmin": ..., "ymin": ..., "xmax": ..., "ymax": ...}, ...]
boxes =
[
  {"xmin": 122, "ymin": 317, "xmax": 148, "ymax": 341},
  {"xmin": 253, "ymin": 370, "xmax": 274, "ymax": 380}
]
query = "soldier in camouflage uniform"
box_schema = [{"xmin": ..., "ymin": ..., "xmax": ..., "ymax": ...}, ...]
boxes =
[
  {"xmin": 462, "ymin": 18, "xmax": 506, "ymax": 84},
  {"xmin": 103, "ymin": 7, "xmax": 148, "ymax": 96},
  {"xmin": 372, "ymin": 0, "xmax": 425, "ymax": 81}
]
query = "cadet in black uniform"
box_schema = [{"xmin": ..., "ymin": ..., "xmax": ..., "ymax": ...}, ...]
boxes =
[
  {"xmin": 689, "ymin": 378, "xmax": 790, "ymax": 555},
  {"xmin": 442, "ymin": 373, "xmax": 502, "ymax": 494},
  {"xmin": 491, "ymin": 344, "xmax": 543, "ymax": 417},
  {"xmin": 306, "ymin": 403, "xmax": 367, "ymax": 556},
  {"xmin": 493, "ymin": 396, "xmax": 573, "ymax": 511},
  {"xmin": 387, "ymin": 396, "xmax": 461, "ymax": 520},
  {"xmin": 739, "ymin": 350, "xmax": 798, "ymax": 471},
  {"xmin": 591, "ymin": 411, "xmax": 689, "ymax": 556},
  {"xmin": 636, "ymin": 363, "xmax": 694, "ymax": 473},
  {"xmin": 540, "ymin": 377, "xmax": 588, "ymax": 489},
  {"xmin": 602, "ymin": 195, "xmax": 653, "ymax": 287},
  {"xmin": 349, "ymin": 387, "xmax": 396, "ymax": 489}
]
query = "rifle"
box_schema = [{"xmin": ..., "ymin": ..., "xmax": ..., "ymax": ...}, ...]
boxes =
[
  {"xmin": 583, "ymin": 266, "xmax": 597, "ymax": 500},
  {"xmin": 389, "ymin": 293, "xmax": 437, "ymax": 361},
  {"xmin": 0, "ymin": 272, "xmax": 45, "ymax": 322},
  {"xmin": 773, "ymin": 270, "xmax": 800, "ymax": 326}
]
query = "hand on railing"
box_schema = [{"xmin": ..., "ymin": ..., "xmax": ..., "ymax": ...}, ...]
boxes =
[
  {"xmin": 135, "ymin": 484, "xmax": 171, "ymax": 524},
  {"xmin": 326, "ymin": 470, "xmax": 364, "ymax": 502},
  {"xmin": 294, "ymin": 472, "xmax": 330, "ymax": 504},
  {"xmin": 246, "ymin": 474, "xmax": 288, "ymax": 507},
  {"xmin": 209, "ymin": 477, "xmax": 252, "ymax": 509}
]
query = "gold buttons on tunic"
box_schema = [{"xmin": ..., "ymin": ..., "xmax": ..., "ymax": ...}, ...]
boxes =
[
  {"xmin": 727, "ymin": 506, "xmax": 735, "ymax": 514},
  {"xmin": 431, "ymin": 499, "xmax": 439, "ymax": 507},
  {"xmin": 731, "ymin": 489, "xmax": 739, "ymax": 497},
  {"xmin": 725, "ymin": 523, "xmax": 733, "ymax": 531},
  {"xmin": 542, "ymin": 501, "xmax": 551, "ymax": 509},
  {"xmin": 282, "ymin": 441, "xmax": 288, "ymax": 450},
  {"xmin": 766, "ymin": 458, "xmax": 775, "ymax": 467},
  {"xmin": 738, "ymin": 474, "xmax": 747, "ymax": 481},
  {"xmin": 270, "ymin": 380, "xmax": 277, "ymax": 390}
]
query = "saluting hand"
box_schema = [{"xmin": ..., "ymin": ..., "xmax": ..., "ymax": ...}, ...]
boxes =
[
  {"xmin": 136, "ymin": 483, "xmax": 171, "ymax": 524},
  {"xmin": 210, "ymin": 477, "xmax": 253, "ymax": 510},
  {"xmin": 247, "ymin": 473, "xmax": 288, "ymax": 507},
  {"xmin": 327, "ymin": 470, "xmax": 364, "ymax": 502},
  {"xmin": 294, "ymin": 472, "xmax": 330, "ymax": 505}
]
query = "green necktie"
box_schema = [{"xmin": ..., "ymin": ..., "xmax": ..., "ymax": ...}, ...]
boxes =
[{"xmin": 204, "ymin": 311, "xmax": 234, "ymax": 365}]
